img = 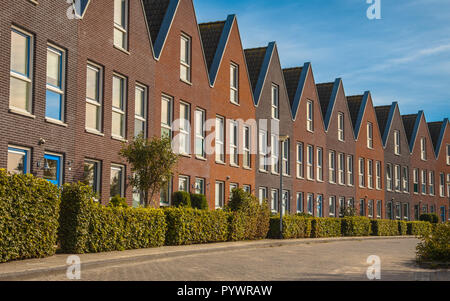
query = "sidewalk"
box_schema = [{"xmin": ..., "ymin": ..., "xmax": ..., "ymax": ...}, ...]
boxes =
[{"xmin": 0, "ymin": 236, "xmax": 416, "ymax": 280}]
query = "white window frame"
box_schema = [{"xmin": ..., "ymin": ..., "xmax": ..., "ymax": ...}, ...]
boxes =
[
  {"xmin": 178, "ymin": 175, "xmax": 189, "ymax": 192},
  {"xmin": 413, "ymin": 168, "xmax": 419, "ymax": 194},
  {"xmin": 161, "ymin": 94, "xmax": 173, "ymax": 138},
  {"xmin": 112, "ymin": 74, "xmax": 127, "ymax": 139},
  {"xmin": 306, "ymin": 100, "xmax": 314, "ymax": 132},
  {"xmin": 307, "ymin": 145, "xmax": 314, "ymax": 180},
  {"xmin": 296, "ymin": 192, "xmax": 304, "ymax": 213},
  {"xmin": 230, "ymin": 63, "xmax": 239, "ymax": 104},
  {"xmin": 338, "ymin": 112, "xmax": 345, "ymax": 141},
  {"xmin": 86, "ymin": 63, "xmax": 103, "ymax": 133},
  {"xmin": 179, "ymin": 102, "xmax": 191, "ymax": 155},
  {"xmin": 180, "ymin": 34, "xmax": 191, "ymax": 83},
  {"xmin": 447, "ymin": 145, "xmax": 450, "ymax": 165},
  {"xmin": 296, "ymin": 142, "xmax": 304, "ymax": 179},
  {"xmin": 376, "ymin": 161, "xmax": 382, "ymax": 190},
  {"xmin": 316, "ymin": 147, "xmax": 323, "ymax": 182},
  {"xmin": 259, "ymin": 187, "xmax": 268, "ymax": 205},
  {"xmin": 329, "ymin": 151, "xmax": 336, "ymax": 184},
  {"xmin": 347, "ymin": 155, "xmax": 354, "ymax": 186},
  {"xmin": 110, "ymin": 164, "xmax": 125, "ymax": 198},
  {"xmin": 230, "ymin": 120, "xmax": 239, "ymax": 166},
  {"xmin": 367, "ymin": 122, "xmax": 373, "ymax": 149},
  {"xmin": 338, "ymin": 153, "xmax": 345, "ymax": 185},
  {"xmin": 329, "ymin": 196, "xmax": 336, "ymax": 217},
  {"xmin": 420, "ymin": 138, "xmax": 427, "ymax": 161},
  {"xmin": 421, "ymin": 170, "xmax": 427, "ymax": 195},
  {"xmin": 402, "ymin": 166, "xmax": 409, "ymax": 193},
  {"xmin": 113, "ymin": 0, "xmax": 128, "ymax": 50},
  {"xmin": 282, "ymin": 139, "xmax": 289, "ymax": 176},
  {"xmin": 134, "ymin": 84, "xmax": 147, "ymax": 137},
  {"xmin": 394, "ymin": 164, "xmax": 401, "ymax": 192},
  {"xmin": 215, "ymin": 116, "xmax": 225, "ymax": 163},
  {"xmin": 46, "ymin": 44, "xmax": 66, "ymax": 123},
  {"xmin": 195, "ymin": 108, "xmax": 206, "ymax": 158},
  {"xmin": 243, "ymin": 125, "xmax": 251, "ymax": 169},
  {"xmin": 259, "ymin": 130, "xmax": 268, "ymax": 172},
  {"xmin": 367, "ymin": 160, "xmax": 374, "ymax": 189},
  {"xmin": 359, "ymin": 158, "xmax": 365, "ymax": 188},
  {"xmin": 84, "ymin": 159, "xmax": 101, "ymax": 196},
  {"xmin": 195, "ymin": 178, "xmax": 205, "ymax": 195},
  {"xmin": 271, "ymin": 189, "xmax": 279, "ymax": 213},
  {"xmin": 439, "ymin": 173, "xmax": 445, "ymax": 197},
  {"xmin": 271, "ymin": 84, "xmax": 279, "ymax": 119},
  {"xmin": 307, "ymin": 193, "xmax": 314, "ymax": 215},
  {"xmin": 386, "ymin": 164, "xmax": 393, "ymax": 191},
  {"xmin": 394, "ymin": 130, "xmax": 400, "ymax": 155},
  {"xmin": 271, "ymin": 135, "xmax": 279, "ymax": 174},
  {"xmin": 215, "ymin": 181, "xmax": 225, "ymax": 209},
  {"xmin": 429, "ymin": 171, "xmax": 435, "ymax": 196}
]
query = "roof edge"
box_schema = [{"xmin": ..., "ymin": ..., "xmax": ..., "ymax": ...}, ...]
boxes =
[
  {"xmin": 292, "ymin": 62, "xmax": 311, "ymax": 119},
  {"xmin": 410, "ymin": 110, "xmax": 424, "ymax": 152},
  {"xmin": 354, "ymin": 91, "xmax": 370, "ymax": 139},
  {"xmin": 435, "ymin": 118, "xmax": 449, "ymax": 158},
  {"xmin": 153, "ymin": 0, "xmax": 180, "ymax": 60},
  {"xmin": 253, "ymin": 42, "xmax": 275, "ymax": 106},
  {"xmin": 323, "ymin": 78, "xmax": 342, "ymax": 131},
  {"xmin": 382, "ymin": 102, "xmax": 398, "ymax": 147}
]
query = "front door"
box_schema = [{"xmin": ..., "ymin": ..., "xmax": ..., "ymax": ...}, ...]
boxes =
[{"xmin": 43, "ymin": 154, "xmax": 62, "ymax": 187}]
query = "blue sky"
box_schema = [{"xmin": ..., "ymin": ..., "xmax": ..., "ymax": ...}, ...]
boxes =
[{"xmin": 193, "ymin": 0, "xmax": 450, "ymax": 122}]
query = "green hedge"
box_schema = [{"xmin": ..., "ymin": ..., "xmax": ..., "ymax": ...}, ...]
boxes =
[
  {"xmin": 407, "ymin": 221, "xmax": 432, "ymax": 236},
  {"xmin": 311, "ymin": 218, "xmax": 341, "ymax": 238},
  {"xmin": 420, "ymin": 213, "xmax": 439, "ymax": 224},
  {"xmin": 164, "ymin": 208, "xmax": 228, "ymax": 245},
  {"xmin": 268, "ymin": 215, "xmax": 312, "ymax": 239},
  {"xmin": 190, "ymin": 194, "xmax": 209, "ymax": 210},
  {"xmin": 371, "ymin": 220, "xmax": 399, "ymax": 236},
  {"xmin": 341, "ymin": 217, "xmax": 371, "ymax": 237},
  {"xmin": 416, "ymin": 223, "xmax": 450, "ymax": 264},
  {"xmin": 58, "ymin": 183, "xmax": 166, "ymax": 254},
  {"xmin": 398, "ymin": 220, "xmax": 407, "ymax": 236},
  {"xmin": 172, "ymin": 191, "xmax": 191, "ymax": 208},
  {"xmin": 0, "ymin": 170, "xmax": 60, "ymax": 263}
]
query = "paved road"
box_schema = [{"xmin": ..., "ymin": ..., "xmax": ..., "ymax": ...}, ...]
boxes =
[{"xmin": 28, "ymin": 238, "xmax": 449, "ymax": 281}]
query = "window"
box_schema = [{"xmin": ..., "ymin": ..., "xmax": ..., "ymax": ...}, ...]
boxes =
[
  {"xmin": 376, "ymin": 200, "xmax": 382, "ymax": 218},
  {"xmin": 360, "ymin": 199, "xmax": 365, "ymax": 216},
  {"xmin": 368, "ymin": 200, "xmax": 374, "ymax": 218},
  {"xmin": 7, "ymin": 146, "xmax": 30, "ymax": 174},
  {"xmin": 230, "ymin": 183, "xmax": 238, "ymax": 195},
  {"xmin": 83, "ymin": 160, "xmax": 101, "ymax": 195},
  {"xmin": 134, "ymin": 85, "xmax": 147, "ymax": 137},
  {"xmin": 413, "ymin": 169, "xmax": 419, "ymax": 194},
  {"xmin": 180, "ymin": 34, "xmax": 191, "ymax": 82},
  {"xmin": 348, "ymin": 198, "xmax": 355, "ymax": 209},
  {"xmin": 394, "ymin": 165, "xmax": 401, "ymax": 192},
  {"xmin": 195, "ymin": 178, "xmax": 205, "ymax": 195},
  {"xmin": 259, "ymin": 187, "xmax": 268, "ymax": 205},
  {"xmin": 114, "ymin": 0, "xmax": 128, "ymax": 49},
  {"xmin": 271, "ymin": 189, "xmax": 279, "ymax": 213},
  {"xmin": 230, "ymin": 121, "xmax": 239, "ymax": 166},
  {"xmin": 440, "ymin": 173, "xmax": 445, "ymax": 197},
  {"xmin": 395, "ymin": 203, "xmax": 401, "ymax": 220},
  {"xmin": 339, "ymin": 197, "xmax": 345, "ymax": 217},
  {"xmin": 271, "ymin": 84, "xmax": 279, "ymax": 119},
  {"xmin": 338, "ymin": 153, "xmax": 345, "ymax": 185},
  {"xmin": 329, "ymin": 196, "xmax": 336, "ymax": 217},
  {"xmin": 110, "ymin": 164, "xmax": 125, "ymax": 198},
  {"xmin": 230, "ymin": 64, "xmax": 239, "ymax": 104},
  {"xmin": 296, "ymin": 192, "xmax": 304, "ymax": 213},
  {"xmin": 403, "ymin": 203, "xmax": 409, "ymax": 221},
  {"xmin": 46, "ymin": 45, "xmax": 65, "ymax": 122},
  {"xmin": 394, "ymin": 130, "xmax": 400, "ymax": 155},
  {"xmin": 367, "ymin": 160, "xmax": 374, "ymax": 189},
  {"xmin": 43, "ymin": 153, "xmax": 63, "ymax": 187},
  {"xmin": 112, "ymin": 75, "xmax": 127, "ymax": 139},
  {"xmin": 338, "ymin": 112, "xmax": 345, "ymax": 141},
  {"xmin": 161, "ymin": 95, "xmax": 173, "ymax": 138},
  {"xmin": 376, "ymin": 161, "xmax": 382, "ymax": 190},
  {"xmin": 386, "ymin": 201, "xmax": 393, "ymax": 220},
  {"xmin": 282, "ymin": 139, "xmax": 289, "ymax": 176},
  {"xmin": 215, "ymin": 181, "xmax": 225, "ymax": 209},
  {"xmin": 316, "ymin": 195, "xmax": 323, "ymax": 217},
  {"xmin": 178, "ymin": 176, "xmax": 189, "ymax": 192},
  {"xmin": 160, "ymin": 178, "xmax": 172, "ymax": 207},
  {"xmin": 447, "ymin": 145, "xmax": 450, "ymax": 165},
  {"xmin": 10, "ymin": 27, "xmax": 33, "ymax": 113},
  {"xmin": 195, "ymin": 109, "xmax": 206, "ymax": 158},
  {"xmin": 367, "ymin": 122, "xmax": 373, "ymax": 148},
  {"xmin": 402, "ymin": 166, "xmax": 409, "ymax": 193},
  {"xmin": 259, "ymin": 131, "xmax": 268, "ymax": 172},
  {"xmin": 421, "ymin": 170, "xmax": 427, "ymax": 195},
  {"xmin": 359, "ymin": 158, "xmax": 365, "ymax": 187},
  {"xmin": 179, "ymin": 102, "xmax": 191, "ymax": 155},
  {"xmin": 316, "ymin": 147, "xmax": 323, "ymax": 181},
  {"xmin": 86, "ymin": 64, "xmax": 102, "ymax": 132},
  {"xmin": 271, "ymin": 135, "xmax": 279, "ymax": 174},
  {"xmin": 447, "ymin": 174, "xmax": 450, "ymax": 198},
  {"xmin": 296, "ymin": 142, "xmax": 304, "ymax": 179},
  {"xmin": 243, "ymin": 185, "xmax": 251, "ymax": 194},
  {"xmin": 307, "ymin": 145, "xmax": 314, "ymax": 180},
  {"xmin": 282, "ymin": 190, "xmax": 290, "ymax": 215},
  {"xmin": 307, "ymin": 194, "xmax": 314, "ymax": 215},
  {"xmin": 215, "ymin": 116, "xmax": 225, "ymax": 163},
  {"xmin": 386, "ymin": 164, "xmax": 393, "ymax": 191},
  {"xmin": 347, "ymin": 155, "xmax": 354, "ymax": 186},
  {"xmin": 420, "ymin": 138, "xmax": 427, "ymax": 161},
  {"xmin": 306, "ymin": 100, "xmax": 314, "ymax": 132},
  {"xmin": 429, "ymin": 171, "xmax": 435, "ymax": 196},
  {"xmin": 244, "ymin": 126, "xmax": 251, "ymax": 168},
  {"xmin": 328, "ymin": 151, "xmax": 336, "ymax": 184}
]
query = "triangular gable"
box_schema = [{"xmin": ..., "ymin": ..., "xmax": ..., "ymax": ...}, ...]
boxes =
[
  {"xmin": 285, "ymin": 62, "xmax": 312, "ymax": 120},
  {"xmin": 429, "ymin": 119, "xmax": 449, "ymax": 158},
  {"xmin": 376, "ymin": 102, "xmax": 397, "ymax": 147},
  {"xmin": 347, "ymin": 92, "xmax": 382, "ymax": 141},
  {"xmin": 317, "ymin": 79, "xmax": 342, "ymax": 131},
  {"xmin": 409, "ymin": 111, "xmax": 424, "ymax": 153}
]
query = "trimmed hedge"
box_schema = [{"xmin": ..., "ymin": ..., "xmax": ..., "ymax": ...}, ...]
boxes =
[
  {"xmin": 311, "ymin": 218, "xmax": 341, "ymax": 238},
  {"xmin": 164, "ymin": 208, "xmax": 228, "ymax": 245},
  {"xmin": 0, "ymin": 170, "xmax": 60, "ymax": 263},
  {"xmin": 420, "ymin": 213, "xmax": 439, "ymax": 224},
  {"xmin": 416, "ymin": 223, "xmax": 450, "ymax": 264},
  {"xmin": 371, "ymin": 220, "xmax": 399, "ymax": 236},
  {"xmin": 407, "ymin": 221, "xmax": 432, "ymax": 236},
  {"xmin": 398, "ymin": 220, "xmax": 408, "ymax": 236},
  {"xmin": 268, "ymin": 215, "xmax": 312, "ymax": 239},
  {"xmin": 59, "ymin": 183, "xmax": 166, "ymax": 254},
  {"xmin": 190, "ymin": 194, "xmax": 209, "ymax": 210},
  {"xmin": 172, "ymin": 191, "xmax": 191, "ymax": 208},
  {"xmin": 341, "ymin": 217, "xmax": 371, "ymax": 237}
]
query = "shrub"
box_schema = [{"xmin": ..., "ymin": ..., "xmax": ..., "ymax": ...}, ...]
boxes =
[
  {"xmin": 416, "ymin": 223, "xmax": 450, "ymax": 264},
  {"xmin": 407, "ymin": 221, "xmax": 432, "ymax": 236},
  {"xmin": 58, "ymin": 183, "xmax": 166, "ymax": 254},
  {"xmin": 296, "ymin": 212, "xmax": 313, "ymax": 218},
  {"xmin": 398, "ymin": 220, "xmax": 408, "ymax": 236},
  {"xmin": 268, "ymin": 215, "xmax": 312, "ymax": 239},
  {"xmin": 164, "ymin": 208, "xmax": 228, "ymax": 245},
  {"xmin": 371, "ymin": 220, "xmax": 399, "ymax": 236},
  {"xmin": 0, "ymin": 170, "xmax": 60, "ymax": 263},
  {"xmin": 341, "ymin": 217, "xmax": 371, "ymax": 237},
  {"xmin": 108, "ymin": 195, "xmax": 128, "ymax": 208},
  {"xmin": 190, "ymin": 194, "xmax": 209, "ymax": 210},
  {"xmin": 340, "ymin": 207, "xmax": 357, "ymax": 217},
  {"xmin": 310, "ymin": 218, "xmax": 341, "ymax": 238},
  {"xmin": 172, "ymin": 191, "xmax": 191, "ymax": 208},
  {"xmin": 420, "ymin": 213, "xmax": 439, "ymax": 224}
]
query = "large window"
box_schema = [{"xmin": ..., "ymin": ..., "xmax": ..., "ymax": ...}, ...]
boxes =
[
  {"xmin": 230, "ymin": 64, "xmax": 239, "ymax": 104},
  {"xmin": 420, "ymin": 138, "xmax": 427, "ymax": 161},
  {"xmin": 259, "ymin": 187, "xmax": 268, "ymax": 205},
  {"xmin": 376, "ymin": 200, "xmax": 382, "ymax": 218},
  {"xmin": 10, "ymin": 27, "xmax": 33, "ymax": 113},
  {"xmin": 307, "ymin": 193, "xmax": 314, "ymax": 215},
  {"xmin": 83, "ymin": 160, "xmax": 101, "ymax": 196},
  {"xmin": 215, "ymin": 116, "xmax": 225, "ymax": 163},
  {"xmin": 195, "ymin": 178, "xmax": 205, "ymax": 195},
  {"xmin": 178, "ymin": 175, "xmax": 189, "ymax": 192},
  {"xmin": 338, "ymin": 153, "xmax": 345, "ymax": 185},
  {"xmin": 306, "ymin": 100, "xmax": 314, "ymax": 132},
  {"xmin": 271, "ymin": 135, "xmax": 279, "ymax": 174},
  {"xmin": 296, "ymin": 192, "xmax": 304, "ymax": 213},
  {"xmin": 421, "ymin": 170, "xmax": 427, "ymax": 195},
  {"xmin": 195, "ymin": 109, "xmax": 206, "ymax": 158},
  {"xmin": 112, "ymin": 75, "xmax": 127, "ymax": 139},
  {"xmin": 367, "ymin": 160, "xmax": 374, "ymax": 189},
  {"xmin": 215, "ymin": 181, "xmax": 225, "ymax": 209},
  {"xmin": 394, "ymin": 130, "xmax": 400, "ymax": 155},
  {"xmin": 347, "ymin": 155, "xmax": 354, "ymax": 186},
  {"xmin": 259, "ymin": 130, "xmax": 268, "ymax": 172},
  {"xmin": 161, "ymin": 95, "xmax": 173, "ymax": 138},
  {"xmin": 46, "ymin": 45, "xmax": 65, "ymax": 122},
  {"xmin": 402, "ymin": 166, "xmax": 409, "ymax": 193},
  {"xmin": 329, "ymin": 196, "xmax": 336, "ymax": 217},
  {"xmin": 359, "ymin": 158, "xmax": 365, "ymax": 187},
  {"xmin": 282, "ymin": 139, "xmax": 289, "ymax": 176},
  {"xmin": 386, "ymin": 164, "xmax": 393, "ymax": 191},
  {"xmin": 367, "ymin": 122, "xmax": 373, "ymax": 149},
  {"xmin": 296, "ymin": 142, "xmax": 304, "ymax": 179},
  {"xmin": 440, "ymin": 173, "xmax": 445, "ymax": 197},
  {"xmin": 316, "ymin": 195, "xmax": 323, "ymax": 217},
  {"xmin": 110, "ymin": 164, "xmax": 125, "ymax": 198},
  {"xmin": 329, "ymin": 151, "xmax": 336, "ymax": 184},
  {"xmin": 338, "ymin": 112, "xmax": 345, "ymax": 141},
  {"xmin": 376, "ymin": 161, "xmax": 382, "ymax": 190},
  {"xmin": 271, "ymin": 84, "xmax": 279, "ymax": 119},
  {"xmin": 413, "ymin": 169, "xmax": 419, "ymax": 194},
  {"xmin": 134, "ymin": 85, "xmax": 147, "ymax": 137},
  {"xmin": 244, "ymin": 126, "xmax": 251, "ymax": 168},
  {"xmin": 7, "ymin": 146, "xmax": 30, "ymax": 175},
  {"xmin": 179, "ymin": 102, "xmax": 191, "ymax": 155},
  {"xmin": 394, "ymin": 164, "xmax": 401, "ymax": 192},
  {"xmin": 180, "ymin": 34, "xmax": 191, "ymax": 82},
  {"xmin": 230, "ymin": 121, "xmax": 239, "ymax": 165},
  {"xmin": 429, "ymin": 171, "xmax": 435, "ymax": 196},
  {"xmin": 316, "ymin": 147, "xmax": 323, "ymax": 181},
  {"xmin": 271, "ymin": 189, "xmax": 279, "ymax": 213},
  {"xmin": 307, "ymin": 145, "xmax": 314, "ymax": 180},
  {"xmin": 368, "ymin": 200, "xmax": 374, "ymax": 218},
  {"xmin": 86, "ymin": 63, "xmax": 102, "ymax": 132},
  {"xmin": 114, "ymin": 0, "xmax": 128, "ymax": 50}
]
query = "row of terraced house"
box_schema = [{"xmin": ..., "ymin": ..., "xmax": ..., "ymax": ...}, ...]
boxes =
[{"xmin": 1, "ymin": 0, "xmax": 449, "ymax": 222}]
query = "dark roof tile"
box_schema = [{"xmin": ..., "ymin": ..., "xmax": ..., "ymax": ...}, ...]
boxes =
[
  {"xmin": 428, "ymin": 122, "xmax": 443, "ymax": 150},
  {"xmin": 244, "ymin": 47, "xmax": 267, "ymax": 92},
  {"xmin": 316, "ymin": 82, "xmax": 334, "ymax": 119},
  {"xmin": 282, "ymin": 67, "xmax": 303, "ymax": 107},
  {"xmin": 402, "ymin": 114, "xmax": 418, "ymax": 143},
  {"xmin": 199, "ymin": 21, "xmax": 226, "ymax": 71},
  {"xmin": 374, "ymin": 105, "xmax": 391, "ymax": 137},
  {"xmin": 346, "ymin": 95, "xmax": 364, "ymax": 129},
  {"xmin": 142, "ymin": 0, "xmax": 171, "ymax": 43}
]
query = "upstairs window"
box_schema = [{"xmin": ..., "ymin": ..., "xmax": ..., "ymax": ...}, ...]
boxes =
[
  {"xmin": 386, "ymin": 164, "xmax": 393, "ymax": 191},
  {"xmin": 161, "ymin": 95, "xmax": 173, "ymax": 138},
  {"xmin": 429, "ymin": 171, "xmax": 435, "ymax": 196},
  {"xmin": 440, "ymin": 173, "xmax": 445, "ymax": 197},
  {"xmin": 180, "ymin": 34, "xmax": 191, "ymax": 82},
  {"xmin": 447, "ymin": 145, "xmax": 450, "ymax": 165},
  {"xmin": 271, "ymin": 84, "xmax": 279, "ymax": 119},
  {"xmin": 230, "ymin": 64, "xmax": 239, "ymax": 104},
  {"xmin": 359, "ymin": 158, "xmax": 365, "ymax": 187},
  {"xmin": 306, "ymin": 100, "xmax": 314, "ymax": 132},
  {"xmin": 259, "ymin": 130, "xmax": 268, "ymax": 172},
  {"xmin": 46, "ymin": 45, "xmax": 65, "ymax": 122},
  {"xmin": 271, "ymin": 135, "xmax": 279, "ymax": 174},
  {"xmin": 338, "ymin": 153, "xmax": 345, "ymax": 185},
  {"xmin": 244, "ymin": 126, "xmax": 251, "ymax": 168},
  {"xmin": 114, "ymin": 0, "xmax": 128, "ymax": 50},
  {"xmin": 230, "ymin": 121, "xmax": 239, "ymax": 166},
  {"xmin": 282, "ymin": 139, "xmax": 289, "ymax": 176},
  {"xmin": 134, "ymin": 84, "xmax": 147, "ymax": 137},
  {"xmin": 420, "ymin": 138, "xmax": 427, "ymax": 161},
  {"xmin": 367, "ymin": 160, "xmax": 374, "ymax": 189},
  {"xmin": 195, "ymin": 109, "xmax": 206, "ymax": 158},
  {"xmin": 328, "ymin": 151, "xmax": 336, "ymax": 184},
  {"xmin": 421, "ymin": 170, "xmax": 427, "ymax": 195},
  {"xmin": 367, "ymin": 122, "xmax": 373, "ymax": 149},
  {"xmin": 86, "ymin": 63, "xmax": 103, "ymax": 132},
  {"xmin": 316, "ymin": 147, "xmax": 323, "ymax": 181},
  {"xmin": 413, "ymin": 168, "xmax": 419, "ymax": 194},
  {"xmin": 307, "ymin": 145, "xmax": 314, "ymax": 180},
  {"xmin": 338, "ymin": 112, "xmax": 345, "ymax": 141},
  {"xmin": 112, "ymin": 75, "xmax": 127, "ymax": 139},
  {"xmin": 10, "ymin": 27, "xmax": 33, "ymax": 113},
  {"xmin": 394, "ymin": 164, "xmax": 401, "ymax": 192},
  {"xmin": 394, "ymin": 130, "xmax": 400, "ymax": 155},
  {"xmin": 376, "ymin": 161, "xmax": 382, "ymax": 190},
  {"xmin": 215, "ymin": 116, "xmax": 225, "ymax": 163},
  {"xmin": 347, "ymin": 155, "xmax": 354, "ymax": 186},
  {"xmin": 296, "ymin": 142, "xmax": 304, "ymax": 179},
  {"xmin": 402, "ymin": 166, "xmax": 409, "ymax": 193},
  {"xmin": 179, "ymin": 102, "xmax": 191, "ymax": 155}
]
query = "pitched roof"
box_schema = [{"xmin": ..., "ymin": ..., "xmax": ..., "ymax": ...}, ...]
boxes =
[
  {"xmin": 244, "ymin": 47, "xmax": 268, "ymax": 93},
  {"xmin": 346, "ymin": 95, "xmax": 364, "ymax": 130},
  {"xmin": 282, "ymin": 67, "xmax": 303, "ymax": 108},
  {"xmin": 316, "ymin": 82, "xmax": 334, "ymax": 120},
  {"xmin": 401, "ymin": 113, "xmax": 419, "ymax": 147},
  {"xmin": 374, "ymin": 105, "xmax": 391, "ymax": 138},
  {"xmin": 428, "ymin": 121, "xmax": 443, "ymax": 152}
]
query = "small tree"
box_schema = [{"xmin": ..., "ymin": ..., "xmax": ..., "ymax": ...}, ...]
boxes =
[{"xmin": 119, "ymin": 134, "xmax": 178, "ymax": 208}]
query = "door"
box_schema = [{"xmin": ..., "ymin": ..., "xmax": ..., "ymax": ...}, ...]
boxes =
[{"xmin": 43, "ymin": 154, "xmax": 62, "ymax": 186}]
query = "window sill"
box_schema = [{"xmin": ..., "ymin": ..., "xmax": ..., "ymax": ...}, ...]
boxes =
[
  {"xmin": 243, "ymin": 166, "xmax": 252, "ymax": 171},
  {"xmin": 9, "ymin": 107, "xmax": 35, "ymax": 119},
  {"xmin": 259, "ymin": 169, "xmax": 269, "ymax": 174},
  {"xmin": 180, "ymin": 78, "xmax": 192, "ymax": 86},
  {"xmin": 230, "ymin": 101, "xmax": 240, "ymax": 107},
  {"xmin": 28, "ymin": 0, "xmax": 38, "ymax": 5},
  {"xmin": 230, "ymin": 164, "xmax": 240, "ymax": 169},
  {"xmin": 45, "ymin": 117, "xmax": 68, "ymax": 127},
  {"xmin": 307, "ymin": 178, "xmax": 315, "ymax": 182},
  {"xmin": 195, "ymin": 156, "xmax": 207, "ymax": 161},
  {"xmin": 111, "ymin": 135, "xmax": 127, "ymax": 143},
  {"xmin": 296, "ymin": 177, "xmax": 304, "ymax": 180},
  {"xmin": 113, "ymin": 45, "xmax": 130, "ymax": 55},
  {"xmin": 215, "ymin": 161, "xmax": 226, "ymax": 166},
  {"xmin": 180, "ymin": 153, "xmax": 192, "ymax": 159},
  {"xmin": 85, "ymin": 128, "xmax": 104, "ymax": 137}
]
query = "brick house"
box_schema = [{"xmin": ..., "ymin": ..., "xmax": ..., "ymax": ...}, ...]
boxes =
[
  {"xmin": 317, "ymin": 79, "xmax": 356, "ymax": 218},
  {"xmin": 244, "ymin": 42, "xmax": 294, "ymax": 214},
  {"xmin": 284, "ymin": 63, "xmax": 328, "ymax": 217},
  {"xmin": 199, "ymin": 15, "xmax": 256, "ymax": 209},
  {"xmin": 402, "ymin": 112, "xmax": 437, "ymax": 219},
  {"xmin": 375, "ymin": 102, "xmax": 411, "ymax": 220},
  {"xmin": 428, "ymin": 119, "xmax": 450, "ymax": 222},
  {"xmin": 347, "ymin": 92, "xmax": 385, "ymax": 218}
]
